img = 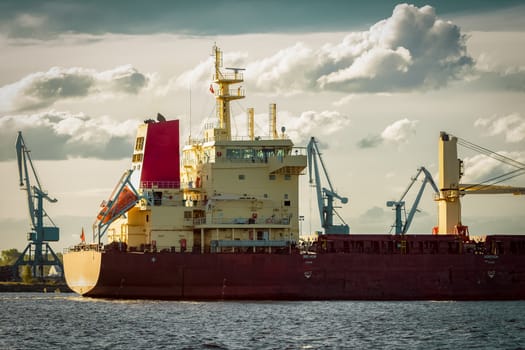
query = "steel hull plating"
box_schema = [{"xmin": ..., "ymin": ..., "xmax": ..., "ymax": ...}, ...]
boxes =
[{"xmin": 64, "ymin": 250, "xmax": 525, "ymax": 300}]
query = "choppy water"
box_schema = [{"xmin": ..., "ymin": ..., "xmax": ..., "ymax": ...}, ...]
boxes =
[{"xmin": 0, "ymin": 293, "xmax": 524, "ymax": 349}]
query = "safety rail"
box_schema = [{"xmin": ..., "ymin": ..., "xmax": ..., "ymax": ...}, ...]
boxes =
[
  {"xmin": 64, "ymin": 243, "xmax": 103, "ymax": 253},
  {"xmin": 210, "ymin": 239, "xmax": 292, "ymax": 253},
  {"xmin": 193, "ymin": 216, "xmax": 291, "ymax": 225},
  {"xmin": 140, "ymin": 181, "xmax": 180, "ymax": 189},
  {"xmin": 213, "ymin": 72, "xmax": 243, "ymax": 81},
  {"xmin": 213, "ymin": 88, "xmax": 245, "ymax": 98}
]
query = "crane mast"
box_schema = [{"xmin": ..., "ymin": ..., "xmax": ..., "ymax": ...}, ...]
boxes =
[
  {"xmin": 307, "ymin": 137, "xmax": 349, "ymax": 234},
  {"xmin": 13, "ymin": 132, "xmax": 63, "ymax": 280}
]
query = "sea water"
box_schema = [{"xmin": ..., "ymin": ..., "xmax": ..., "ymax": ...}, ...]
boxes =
[{"xmin": 0, "ymin": 293, "xmax": 524, "ymax": 349}]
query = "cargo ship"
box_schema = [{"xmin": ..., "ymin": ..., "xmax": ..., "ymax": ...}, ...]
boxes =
[{"xmin": 63, "ymin": 46, "xmax": 525, "ymax": 300}]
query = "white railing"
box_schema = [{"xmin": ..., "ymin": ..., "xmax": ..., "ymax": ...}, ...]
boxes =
[{"xmin": 140, "ymin": 181, "xmax": 180, "ymax": 189}]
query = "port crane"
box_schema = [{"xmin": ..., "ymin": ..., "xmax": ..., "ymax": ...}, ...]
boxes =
[
  {"xmin": 307, "ymin": 137, "xmax": 349, "ymax": 234},
  {"xmin": 13, "ymin": 132, "xmax": 62, "ymax": 279},
  {"xmin": 387, "ymin": 167, "xmax": 439, "ymax": 234},
  {"xmin": 389, "ymin": 132, "xmax": 525, "ymax": 236},
  {"xmin": 435, "ymin": 132, "xmax": 525, "ymax": 235}
]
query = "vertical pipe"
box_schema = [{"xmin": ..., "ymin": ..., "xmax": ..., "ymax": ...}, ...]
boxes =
[
  {"xmin": 269, "ymin": 103, "xmax": 278, "ymax": 139},
  {"xmin": 248, "ymin": 108, "xmax": 254, "ymax": 140}
]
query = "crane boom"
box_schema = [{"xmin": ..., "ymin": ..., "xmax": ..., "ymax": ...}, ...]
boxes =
[
  {"xmin": 307, "ymin": 137, "xmax": 349, "ymax": 234},
  {"xmin": 459, "ymin": 184, "xmax": 525, "ymax": 195},
  {"xmin": 16, "ymin": 133, "xmax": 35, "ymax": 227}
]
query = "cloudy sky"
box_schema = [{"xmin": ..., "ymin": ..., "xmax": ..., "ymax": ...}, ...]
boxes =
[{"xmin": 1, "ymin": 0, "xmax": 524, "ymax": 251}]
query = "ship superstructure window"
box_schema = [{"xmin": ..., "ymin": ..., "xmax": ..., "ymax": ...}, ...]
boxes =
[
  {"xmin": 135, "ymin": 137, "xmax": 145, "ymax": 151},
  {"xmin": 132, "ymin": 153, "xmax": 143, "ymax": 163},
  {"xmin": 226, "ymin": 148, "xmax": 258, "ymax": 162},
  {"xmin": 225, "ymin": 147, "xmax": 288, "ymax": 163},
  {"xmin": 284, "ymin": 174, "xmax": 291, "ymax": 180},
  {"xmin": 269, "ymin": 175, "xmax": 276, "ymax": 180},
  {"xmin": 276, "ymin": 149, "xmax": 284, "ymax": 161},
  {"xmin": 238, "ymin": 174, "xmax": 245, "ymax": 180},
  {"xmin": 284, "ymin": 200, "xmax": 291, "ymax": 206}
]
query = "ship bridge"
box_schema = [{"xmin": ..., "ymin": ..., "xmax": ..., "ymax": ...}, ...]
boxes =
[{"xmin": 177, "ymin": 45, "xmax": 307, "ymax": 254}]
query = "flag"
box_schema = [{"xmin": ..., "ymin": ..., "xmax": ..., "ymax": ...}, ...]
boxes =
[
  {"xmin": 80, "ymin": 227, "xmax": 85, "ymax": 243},
  {"xmin": 209, "ymin": 84, "xmax": 214, "ymax": 94}
]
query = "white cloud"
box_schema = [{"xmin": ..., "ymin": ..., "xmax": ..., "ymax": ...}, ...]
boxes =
[
  {"xmin": 0, "ymin": 110, "xmax": 139, "ymax": 160},
  {"xmin": 161, "ymin": 59, "xmax": 213, "ymax": 95},
  {"xmin": 381, "ymin": 118, "xmax": 418, "ymax": 143},
  {"xmin": 461, "ymin": 151, "xmax": 525, "ymax": 184},
  {"xmin": 158, "ymin": 51, "xmax": 248, "ymax": 96},
  {"xmin": 319, "ymin": 46, "xmax": 412, "ymax": 85},
  {"xmin": 316, "ymin": 4, "xmax": 473, "ymax": 92},
  {"xmin": 246, "ymin": 43, "xmax": 313, "ymax": 95},
  {"xmin": 161, "ymin": 44, "xmax": 314, "ymax": 97},
  {"xmin": 305, "ymin": 3, "xmax": 472, "ymax": 92},
  {"xmin": 0, "ymin": 65, "xmax": 150, "ymax": 113},
  {"xmin": 332, "ymin": 94, "xmax": 359, "ymax": 107},
  {"xmin": 285, "ymin": 110, "xmax": 351, "ymax": 145},
  {"xmin": 319, "ymin": 4, "xmax": 473, "ymax": 91},
  {"xmin": 357, "ymin": 118, "xmax": 418, "ymax": 148},
  {"xmin": 225, "ymin": 108, "xmax": 351, "ymax": 147},
  {"xmin": 162, "ymin": 4, "xmax": 473, "ymax": 97},
  {"xmin": 475, "ymin": 113, "xmax": 525, "ymax": 143}
]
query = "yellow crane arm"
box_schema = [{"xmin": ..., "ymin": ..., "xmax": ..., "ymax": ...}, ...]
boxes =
[{"xmin": 459, "ymin": 184, "xmax": 525, "ymax": 195}]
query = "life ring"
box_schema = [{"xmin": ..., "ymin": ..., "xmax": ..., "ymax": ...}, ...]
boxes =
[{"xmin": 217, "ymin": 151, "xmax": 222, "ymax": 157}]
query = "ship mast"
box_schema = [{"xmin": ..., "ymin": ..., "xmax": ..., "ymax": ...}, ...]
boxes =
[{"xmin": 212, "ymin": 45, "xmax": 245, "ymax": 141}]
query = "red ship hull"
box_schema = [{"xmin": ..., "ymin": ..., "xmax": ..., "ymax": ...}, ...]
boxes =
[{"xmin": 64, "ymin": 248, "xmax": 525, "ymax": 300}]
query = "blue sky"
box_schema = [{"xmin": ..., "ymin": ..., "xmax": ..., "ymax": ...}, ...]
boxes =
[{"xmin": 0, "ymin": 1, "xmax": 524, "ymax": 251}]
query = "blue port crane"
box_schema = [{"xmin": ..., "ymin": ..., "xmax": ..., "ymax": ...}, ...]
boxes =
[
  {"xmin": 13, "ymin": 132, "xmax": 63, "ymax": 279},
  {"xmin": 387, "ymin": 167, "xmax": 439, "ymax": 234},
  {"xmin": 307, "ymin": 137, "xmax": 349, "ymax": 234}
]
